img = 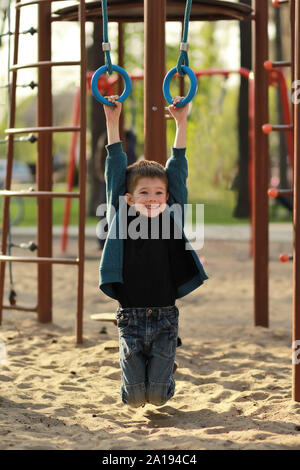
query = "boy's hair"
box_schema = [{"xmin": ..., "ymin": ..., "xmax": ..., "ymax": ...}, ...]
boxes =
[{"xmin": 126, "ymin": 160, "xmax": 168, "ymax": 194}]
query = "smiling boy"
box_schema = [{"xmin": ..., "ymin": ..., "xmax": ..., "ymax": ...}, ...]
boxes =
[{"xmin": 99, "ymin": 95, "xmax": 208, "ymax": 408}]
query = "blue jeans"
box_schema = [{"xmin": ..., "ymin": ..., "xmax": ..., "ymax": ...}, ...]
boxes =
[{"xmin": 116, "ymin": 305, "xmax": 179, "ymax": 408}]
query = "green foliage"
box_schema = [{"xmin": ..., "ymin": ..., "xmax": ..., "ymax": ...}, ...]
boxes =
[
  {"xmin": 169, "ymin": 22, "xmax": 239, "ymax": 202},
  {"xmin": 121, "ymin": 23, "xmax": 145, "ymax": 158},
  {"xmin": 186, "ymin": 84, "xmax": 238, "ymax": 201}
]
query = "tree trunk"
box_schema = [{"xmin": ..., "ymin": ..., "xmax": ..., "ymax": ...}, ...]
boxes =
[
  {"xmin": 87, "ymin": 24, "xmax": 107, "ymax": 217},
  {"xmin": 233, "ymin": 0, "xmax": 252, "ymax": 218}
]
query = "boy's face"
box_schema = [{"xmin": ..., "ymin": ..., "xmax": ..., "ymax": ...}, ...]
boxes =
[{"xmin": 125, "ymin": 177, "xmax": 169, "ymax": 218}]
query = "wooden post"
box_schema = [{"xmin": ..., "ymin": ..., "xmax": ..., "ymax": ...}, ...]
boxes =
[
  {"xmin": 76, "ymin": 0, "xmax": 87, "ymax": 344},
  {"xmin": 144, "ymin": 0, "xmax": 166, "ymax": 164},
  {"xmin": 37, "ymin": 0, "xmax": 52, "ymax": 323},
  {"xmin": 252, "ymin": 0, "xmax": 269, "ymax": 327},
  {"xmin": 293, "ymin": 0, "xmax": 300, "ymax": 402}
]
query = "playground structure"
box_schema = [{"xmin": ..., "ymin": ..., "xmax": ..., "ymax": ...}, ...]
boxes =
[
  {"xmin": 0, "ymin": 0, "xmax": 300, "ymax": 402},
  {"xmin": 267, "ymin": 0, "xmax": 300, "ymax": 403}
]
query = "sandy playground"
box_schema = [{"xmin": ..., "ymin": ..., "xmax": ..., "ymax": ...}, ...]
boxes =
[{"xmin": 1, "ymin": 229, "xmax": 300, "ymax": 450}]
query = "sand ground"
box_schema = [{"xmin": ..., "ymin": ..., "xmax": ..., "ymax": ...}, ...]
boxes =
[{"xmin": 0, "ymin": 234, "xmax": 300, "ymax": 450}]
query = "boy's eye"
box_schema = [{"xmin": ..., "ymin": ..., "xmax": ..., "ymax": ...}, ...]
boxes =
[{"xmin": 139, "ymin": 190, "xmax": 164, "ymax": 195}]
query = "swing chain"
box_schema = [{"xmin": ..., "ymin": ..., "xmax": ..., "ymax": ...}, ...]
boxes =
[
  {"xmin": 101, "ymin": 0, "xmax": 113, "ymax": 75},
  {"xmin": 180, "ymin": 42, "xmax": 189, "ymax": 52},
  {"xmin": 91, "ymin": 2, "xmax": 132, "ymax": 105},
  {"xmin": 177, "ymin": 0, "xmax": 192, "ymax": 76},
  {"xmin": 102, "ymin": 42, "xmax": 111, "ymax": 51}
]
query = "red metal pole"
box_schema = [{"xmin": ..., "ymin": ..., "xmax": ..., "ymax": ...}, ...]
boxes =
[
  {"xmin": 144, "ymin": 0, "xmax": 166, "ymax": 164},
  {"xmin": 61, "ymin": 87, "xmax": 80, "ymax": 253},
  {"xmin": 292, "ymin": 0, "xmax": 300, "ymax": 402},
  {"xmin": 277, "ymin": 70, "xmax": 294, "ymax": 166},
  {"xmin": 37, "ymin": 0, "xmax": 53, "ymax": 323},
  {"xmin": 252, "ymin": 0, "xmax": 269, "ymax": 327}
]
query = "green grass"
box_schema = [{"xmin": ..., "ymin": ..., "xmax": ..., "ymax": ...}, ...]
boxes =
[
  {"xmin": 190, "ymin": 190, "xmax": 292, "ymax": 225},
  {"xmin": 0, "ymin": 187, "xmax": 293, "ymax": 228},
  {"xmin": 201, "ymin": 200, "xmax": 291, "ymax": 225}
]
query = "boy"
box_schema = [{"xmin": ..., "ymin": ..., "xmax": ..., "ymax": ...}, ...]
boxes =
[{"xmin": 99, "ymin": 95, "xmax": 208, "ymax": 408}]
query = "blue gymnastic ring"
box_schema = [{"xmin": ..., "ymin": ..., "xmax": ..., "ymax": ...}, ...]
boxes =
[
  {"xmin": 163, "ymin": 65, "xmax": 198, "ymax": 107},
  {"xmin": 91, "ymin": 64, "xmax": 132, "ymax": 106}
]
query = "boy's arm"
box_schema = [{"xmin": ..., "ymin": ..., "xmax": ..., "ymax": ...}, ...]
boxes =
[
  {"xmin": 103, "ymin": 97, "xmax": 127, "ymax": 219},
  {"xmin": 104, "ymin": 95, "xmax": 122, "ymax": 145},
  {"xmin": 165, "ymin": 98, "xmax": 189, "ymax": 209},
  {"xmin": 173, "ymin": 118, "xmax": 187, "ymax": 150}
]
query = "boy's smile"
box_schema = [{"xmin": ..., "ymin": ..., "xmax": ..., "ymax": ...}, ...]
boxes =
[{"xmin": 125, "ymin": 177, "xmax": 169, "ymax": 218}]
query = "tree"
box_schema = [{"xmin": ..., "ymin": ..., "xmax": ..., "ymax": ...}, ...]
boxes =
[
  {"xmin": 233, "ymin": 0, "xmax": 251, "ymax": 218},
  {"xmin": 87, "ymin": 24, "xmax": 107, "ymax": 217}
]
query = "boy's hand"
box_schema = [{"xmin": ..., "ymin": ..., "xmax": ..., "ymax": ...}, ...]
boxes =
[
  {"xmin": 168, "ymin": 96, "xmax": 190, "ymax": 124},
  {"xmin": 104, "ymin": 95, "xmax": 122, "ymax": 144},
  {"xmin": 103, "ymin": 95, "xmax": 122, "ymax": 122}
]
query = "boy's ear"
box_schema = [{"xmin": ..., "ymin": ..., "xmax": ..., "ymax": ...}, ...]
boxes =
[
  {"xmin": 125, "ymin": 193, "xmax": 134, "ymax": 206},
  {"xmin": 166, "ymin": 192, "xmax": 169, "ymax": 201}
]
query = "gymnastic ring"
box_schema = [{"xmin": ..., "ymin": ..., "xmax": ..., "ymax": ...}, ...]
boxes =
[
  {"xmin": 163, "ymin": 65, "xmax": 198, "ymax": 107},
  {"xmin": 91, "ymin": 64, "xmax": 132, "ymax": 106}
]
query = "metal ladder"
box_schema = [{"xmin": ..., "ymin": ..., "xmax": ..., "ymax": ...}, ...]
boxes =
[{"xmin": 0, "ymin": 0, "xmax": 87, "ymax": 344}]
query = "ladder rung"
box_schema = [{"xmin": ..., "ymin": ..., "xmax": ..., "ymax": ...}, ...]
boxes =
[
  {"xmin": 5, "ymin": 126, "xmax": 81, "ymax": 134},
  {"xmin": 271, "ymin": 124, "xmax": 294, "ymax": 131},
  {"xmin": 264, "ymin": 60, "xmax": 291, "ymax": 70},
  {"xmin": 0, "ymin": 190, "xmax": 80, "ymax": 198},
  {"xmin": 10, "ymin": 60, "xmax": 81, "ymax": 71},
  {"xmin": 268, "ymin": 188, "xmax": 293, "ymax": 198},
  {"xmin": 262, "ymin": 123, "xmax": 293, "ymax": 134},
  {"xmin": 272, "ymin": 0, "xmax": 290, "ymax": 6},
  {"xmin": 2, "ymin": 304, "xmax": 37, "ymax": 312},
  {"xmin": 0, "ymin": 255, "xmax": 79, "ymax": 265}
]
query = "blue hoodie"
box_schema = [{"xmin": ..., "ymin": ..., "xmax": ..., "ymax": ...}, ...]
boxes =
[{"xmin": 99, "ymin": 141, "xmax": 208, "ymax": 300}]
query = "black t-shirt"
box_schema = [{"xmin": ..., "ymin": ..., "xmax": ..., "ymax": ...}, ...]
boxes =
[{"xmin": 114, "ymin": 206, "xmax": 198, "ymax": 308}]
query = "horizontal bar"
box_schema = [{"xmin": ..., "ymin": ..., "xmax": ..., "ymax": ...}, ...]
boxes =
[
  {"xmin": 0, "ymin": 135, "xmax": 37, "ymax": 144},
  {"xmin": 10, "ymin": 60, "xmax": 80, "ymax": 71},
  {"xmin": 268, "ymin": 188, "xmax": 293, "ymax": 198},
  {"xmin": 0, "ymin": 255, "xmax": 79, "ymax": 265},
  {"xmin": 2, "ymin": 304, "xmax": 37, "ymax": 312},
  {"xmin": 280, "ymin": 253, "xmax": 293, "ymax": 262},
  {"xmin": 0, "ymin": 28, "xmax": 37, "ymax": 39},
  {"xmin": 272, "ymin": 0, "xmax": 289, "ymax": 6},
  {"xmin": 262, "ymin": 123, "xmax": 293, "ymax": 133},
  {"xmin": 5, "ymin": 126, "xmax": 81, "ymax": 134},
  {"xmin": 16, "ymin": 0, "xmax": 77, "ymax": 8},
  {"xmin": 264, "ymin": 60, "xmax": 291, "ymax": 70},
  {"xmin": 270, "ymin": 124, "xmax": 293, "ymax": 131},
  {"xmin": 0, "ymin": 190, "xmax": 80, "ymax": 198}
]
